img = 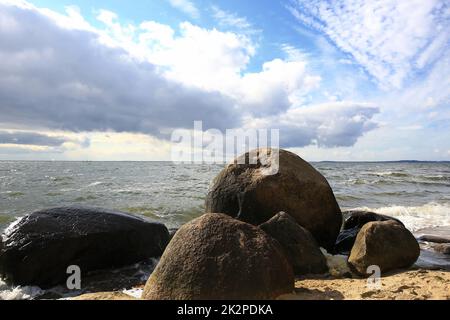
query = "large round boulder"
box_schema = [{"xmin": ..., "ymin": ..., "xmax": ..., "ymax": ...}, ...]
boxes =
[
  {"xmin": 205, "ymin": 148, "xmax": 342, "ymax": 250},
  {"xmin": 348, "ymin": 220, "xmax": 420, "ymax": 275},
  {"xmin": 0, "ymin": 206, "xmax": 169, "ymax": 288},
  {"xmin": 259, "ymin": 212, "xmax": 328, "ymax": 275},
  {"xmin": 142, "ymin": 213, "xmax": 294, "ymax": 300},
  {"xmin": 334, "ymin": 210, "xmax": 403, "ymax": 255}
]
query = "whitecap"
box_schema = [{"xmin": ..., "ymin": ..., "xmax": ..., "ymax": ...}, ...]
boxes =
[
  {"xmin": 348, "ymin": 202, "xmax": 450, "ymax": 232},
  {"xmin": 2, "ymin": 216, "xmax": 25, "ymax": 242},
  {"xmin": 87, "ymin": 181, "xmax": 104, "ymax": 187}
]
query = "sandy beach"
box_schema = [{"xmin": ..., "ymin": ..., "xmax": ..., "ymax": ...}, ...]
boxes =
[
  {"xmin": 278, "ymin": 269, "xmax": 450, "ymax": 300},
  {"xmin": 68, "ymin": 269, "xmax": 450, "ymax": 300}
]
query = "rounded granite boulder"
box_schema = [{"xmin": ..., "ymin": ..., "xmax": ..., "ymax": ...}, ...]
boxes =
[
  {"xmin": 142, "ymin": 213, "xmax": 294, "ymax": 300},
  {"xmin": 205, "ymin": 148, "xmax": 342, "ymax": 250},
  {"xmin": 348, "ymin": 220, "xmax": 420, "ymax": 275}
]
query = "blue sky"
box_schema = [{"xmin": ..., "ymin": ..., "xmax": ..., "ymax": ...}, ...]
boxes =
[{"xmin": 0, "ymin": 0, "xmax": 449, "ymax": 161}]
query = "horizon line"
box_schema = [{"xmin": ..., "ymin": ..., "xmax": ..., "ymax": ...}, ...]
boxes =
[{"xmin": 0, "ymin": 159, "xmax": 449, "ymax": 163}]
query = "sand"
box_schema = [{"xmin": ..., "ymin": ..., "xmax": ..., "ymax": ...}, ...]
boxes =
[
  {"xmin": 67, "ymin": 269, "xmax": 450, "ymax": 300},
  {"xmin": 71, "ymin": 292, "xmax": 138, "ymax": 300},
  {"xmin": 278, "ymin": 269, "xmax": 450, "ymax": 300}
]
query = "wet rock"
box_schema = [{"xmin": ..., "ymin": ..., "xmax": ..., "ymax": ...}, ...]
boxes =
[
  {"xmin": 0, "ymin": 206, "xmax": 169, "ymax": 288},
  {"xmin": 334, "ymin": 210, "xmax": 403, "ymax": 255},
  {"xmin": 415, "ymin": 226, "xmax": 450, "ymax": 244},
  {"xmin": 432, "ymin": 243, "xmax": 450, "ymax": 255}
]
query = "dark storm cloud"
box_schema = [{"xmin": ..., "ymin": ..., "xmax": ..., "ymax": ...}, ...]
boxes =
[
  {"xmin": 0, "ymin": 3, "xmax": 240, "ymax": 137},
  {"xmin": 0, "ymin": 131, "xmax": 68, "ymax": 146}
]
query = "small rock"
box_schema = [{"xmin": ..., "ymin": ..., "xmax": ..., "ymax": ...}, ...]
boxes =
[
  {"xmin": 259, "ymin": 212, "xmax": 328, "ymax": 275},
  {"xmin": 348, "ymin": 220, "xmax": 420, "ymax": 275}
]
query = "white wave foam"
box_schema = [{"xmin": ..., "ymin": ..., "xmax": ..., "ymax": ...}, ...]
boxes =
[
  {"xmin": 87, "ymin": 181, "xmax": 104, "ymax": 187},
  {"xmin": 349, "ymin": 202, "xmax": 450, "ymax": 232},
  {"xmin": 122, "ymin": 288, "xmax": 143, "ymax": 299},
  {"xmin": 320, "ymin": 249, "xmax": 351, "ymax": 277},
  {"xmin": 1, "ymin": 216, "xmax": 25, "ymax": 242},
  {"xmin": 368, "ymin": 171, "xmax": 394, "ymax": 176},
  {"xmin": 0, "ymin": 280, "xmax": 44, "ymax": 300}
]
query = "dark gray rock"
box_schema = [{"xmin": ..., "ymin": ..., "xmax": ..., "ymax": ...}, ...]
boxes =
[
  {"xmin": 334, "ymin": 210, "xmax": 403, "ymax": 255},
  {"xmin": 431, "ymin": 243, "xmax": 450, "ymax": 255},
  {"xmin": 0, "ymin": 206, "xmax": 169, "ymax": 288},
  {"xmin": 259, "ymin": 212, "xmax": 328, "ymax": 275},
  {"xmin": 205, "ymin": 148, "xmax": 342, "ymax": 251},
  {"xmin": 416, "ymin": 226, "xmax": 450, "ymax": 244},
  {"xmin": 418, "ymin": 235, "xmax": 450, "ymax": 243}
]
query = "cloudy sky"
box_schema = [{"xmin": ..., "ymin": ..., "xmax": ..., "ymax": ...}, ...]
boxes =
[{"xmin": 0, "ymin": 0, "xmax": 449, "ymax": 161}]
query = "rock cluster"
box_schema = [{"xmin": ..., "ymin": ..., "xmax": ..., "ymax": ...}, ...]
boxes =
[{"xmin": 0, "ymin": 149, "xmax": 422, "ymax": 300}]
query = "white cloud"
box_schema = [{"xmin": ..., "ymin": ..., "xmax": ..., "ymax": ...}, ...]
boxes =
[
  {"xmin": 139, "ymin": 21, "xmax": 256, "ymax": 92},
  {"xmin": 0, "ymin": 0, "xmax": 380, "ymax": 159},
  {"xmin": 167, "ymin": 0, "xmax": 199, "ymax": 19},
  {"xmin": 289, "ymin": 0, "xmax": 450, "ymax": 89},
  {"xmin": 236, "ymin": 59, "xmax": 321, "ymax": 116},
  {"xmin": 379, "ymin": 48, "xmax": 450, "ymax": 113},
  {"xmin": 246, "ymin": 101, "xmax": 380, "ymax": 148},
  {"xmin": 103, "ymin": 17, "xmax": 319, "ymax": 118},
  {"xmin": 211, "ymin": 6, "xmax": 252, "ymax": 30}
]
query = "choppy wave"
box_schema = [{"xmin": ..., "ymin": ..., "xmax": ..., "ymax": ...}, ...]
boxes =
[
  {"xmin": 349, "ymin": 202, "xmax": 450, "ymax": 232},
  {"xmin": 423, "ymin": 175, "xmax": 449, "ymax": 181},
  {"xmin": 341, "ymin": 178, "xmax": 397, "ymax": 186},
  {"xmin": 1, "ymin": 217, "xmax": 23, "ymax": 241},
  {"xmin": 361, "ymin": 171, "xmax": 450, "ymax": 185},
  {"xmin": 367, "ymin": 171, "xmax": 411, "ymax": 178}
]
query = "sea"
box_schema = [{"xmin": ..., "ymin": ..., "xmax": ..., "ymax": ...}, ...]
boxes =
[{"xmin": 0, "ymin": 161, "xmax": 449, "ymax": 299}]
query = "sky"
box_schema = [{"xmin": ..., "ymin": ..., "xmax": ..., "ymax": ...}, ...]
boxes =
[{"xmin": 0, "ymin": 0, "xmax": 449, "ymax": 161}]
